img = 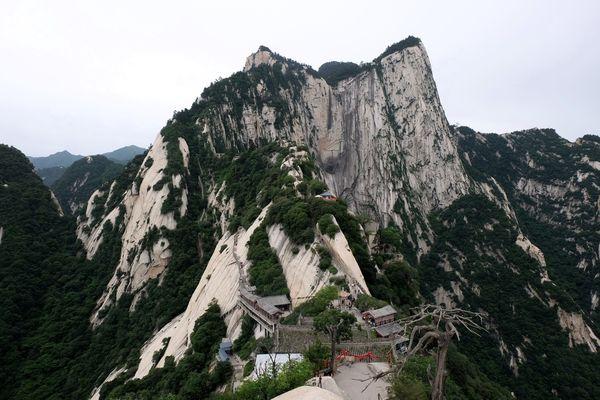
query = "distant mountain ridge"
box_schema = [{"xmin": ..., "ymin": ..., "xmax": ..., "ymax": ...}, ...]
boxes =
[
  {"xmin": 51, "ymin": 155, "xmax": 125, "ymax": 214},
  {"xmin": 28, "ymin": 145, "xmax": 146, "ymax": 185},
  {"xmin": 29, "ymin": 145, "xmax": 146, "ymax": 169},
  {"xmin": 103, "ymin": 145, "xmax": 147, "ymax": 163},
  {"xmin": 29, "ymin": 150, "xmax": 83, "ymax": 169}
]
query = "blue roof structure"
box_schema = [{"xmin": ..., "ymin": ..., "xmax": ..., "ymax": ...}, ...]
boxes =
[{"xmin": 217, "ymin": 338, "xmax": 233, "ymax": 362}]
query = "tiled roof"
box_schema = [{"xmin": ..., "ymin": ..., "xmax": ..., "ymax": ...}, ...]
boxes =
[
  {"xmin": 374, "ymin": 322, "xmax": 403, "ymax": 337},
  {"xmin": 240, "ymin": 288, "xmax": 283, "ymax": 316},
  {"xmin": 217, "ymin": 348, "xmax": 230, "ymax": 362},
  {"xmin": 261, "ymin": 295, "xmax": 291, "ymax": 307},
  {"xmin": 366, "ymin": 305, "xmax": 397, "ymax": 319}
]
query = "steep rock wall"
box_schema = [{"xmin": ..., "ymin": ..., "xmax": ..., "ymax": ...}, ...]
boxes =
[
  {"xmin": 132, "ymin": 206, "xmax": 269, "ymax": 379},
  {"xmin": 267, "ymin": 224, "xmax": 326, "ymax": 306},
  {"xmin": 201, "ymin": 43, "xmax": 473, "ymax": 253},
  {"xmin": 318, "ymin": 216, "xmax": 370, "ymax": 295},
  {"xmin": 77, "ymin": 134, "xmax": 190, "ymax": 326},
  {"xmin": 557, "ymin": 308, "xmax": 600, "ymax": 352}
]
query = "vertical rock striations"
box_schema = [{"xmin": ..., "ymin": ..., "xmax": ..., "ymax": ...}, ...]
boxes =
[{"xmin": 200, "ymin": 40, "xmax": 472, "ymax": 254}]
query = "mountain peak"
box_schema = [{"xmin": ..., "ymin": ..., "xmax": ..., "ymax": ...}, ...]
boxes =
[
  {"xmin": 257, "ymin": 45, "xmax": 272, "ymax": 53},
  {"xmin": 243, "ymin": 46, "xmax": 278, "ymax": 72},
  {"xmin": 54, "ymin": 150, "xmax": 75, "ymax": 156},
  {"xmin": 104, "ymin": 145, "xmax": 146, "ymax": 163},
  {"xmin": 373, "ymin": 36, "xmax": 422, "ymax": 62},
  {"xmin": 28, "ymin": 150, "xmax": 83, "ymax": 169},
  {"xmin": 243, "ymin": 37, "xmax": 423, "ymax": 79},
  {"xmin": 5, "ymin": 36, "xmax": 600, "ymax": 400}
]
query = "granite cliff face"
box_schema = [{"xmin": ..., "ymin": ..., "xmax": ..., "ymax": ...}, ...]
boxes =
[
  {"xmin": 77, "ymin": 134, "xmax": 189, "ymax": 326},
  {"xmin": 203, "ymin": 41, "xmax": 472, "ymax": 252},
  {"xmin": 456, "ymin": 128, "xmax": 599, "ymax": 314}
]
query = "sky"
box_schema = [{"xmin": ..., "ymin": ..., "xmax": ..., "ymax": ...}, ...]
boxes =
[{"xmin": 1, "ymin": 0, "xmax": 599, "ymax": 156}]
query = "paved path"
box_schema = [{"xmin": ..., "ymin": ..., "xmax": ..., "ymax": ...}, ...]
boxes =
[
  {"xmin": 334, "ymin": 362, "xmax": 390, "ymax": 400},
  {"xmin": 233, "ymin": 232, "xmax": 247, "ymax": 286},
  {"xmin": 229, "ymin": 354, "xmax": 245, "ymax": 390}
]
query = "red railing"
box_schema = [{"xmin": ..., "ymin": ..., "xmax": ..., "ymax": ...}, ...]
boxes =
[{"xmin": 335, "ymin": 349, "xmax": 380, "ymax": 362}]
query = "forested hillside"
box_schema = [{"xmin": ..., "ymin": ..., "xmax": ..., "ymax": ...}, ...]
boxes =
[
  {"xmin": 0, "ymin": 145, "xmax": 115, "ymax": 399},
  {"xmin": 51, "ymin": 155, "xmax": 124, "ymax": 214},
  {"xmin": 28, "ymin": 150, "xmax": 83, "ymax": 169},
  {"xmin": 29, "ymin": 146, "xmax": 146, "ymax": 187}
]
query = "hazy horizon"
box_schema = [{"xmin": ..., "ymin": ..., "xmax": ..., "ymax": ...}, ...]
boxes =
[{"xmin": 2, "ymin": 0, "xmax": 599, "ymax": 156}]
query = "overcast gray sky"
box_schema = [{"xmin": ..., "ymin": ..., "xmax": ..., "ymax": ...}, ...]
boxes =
[{"xmin": 1, "ymin": 0, "xmax": 599, "ymax": 156}]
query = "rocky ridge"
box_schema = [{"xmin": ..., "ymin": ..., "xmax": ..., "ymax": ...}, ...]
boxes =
[{"xmin": 78, "ymin": 134, "xmax": 189, "ymax": 325}]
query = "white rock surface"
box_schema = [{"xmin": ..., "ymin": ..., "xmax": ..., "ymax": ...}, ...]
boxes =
[
  {"xmin": 305, "ymin": 376, "xmax": 348, "ymax": 398},
  {"xmin": 516, "ymin": 178, "xmax": 568, "ymax": 199},
  {"xmin": 557, "ymin": 307, "xmax": 600, "ymax": 352},
  {"xmin": 50, "ymin": 190, "xmax": 64, "ymax": 216},
  {"xmin": 273, "ymin": 386, "xmax": 344, "ymax": 400},
  {"xmin": 515, "ymin": 234, "xmax": 551, "ymax": 284},
  {"xmin": 78, "ymin": 134, "xmax": 190, "ymax": 326},
  {"xmin": 266, "ymin": 217, "xmax": 370, "ymax": 307},
  {"xmin": 515, "ymin": 234, "xmax": 546, "ymax": 267},
  {"xmin": 334, "ymin": 362, "xmax": 390, "ymax": 400},
  {"xmin": 208, "ymin": 181, "xmax": 235, "ymax": 234},
  {"xmin": 318, "ymin": 216, "xmax": 370, "ymax": 296},
  {"xmin": 433, "ymin": 286, "xmax": 456, "ymax": 308},
  {"xmin": 479, "ymin": 177, "xmax": 518, "ymax": 222},
  {"xmin": 89, "ymin": 367, "xmax": 126, "ymax": 400},
  {"xmin": 585, "ymin": 158, "xmax": 600, "ymax": 171},
  {"xmin": 450, "ymin": 281, "xmax": 464, "ymax": 302},
  {"xmin": 133, "ymin": 206, "xmax": 269, "ymax": 379},
  {"xmin": 206, "ymin": 43, "xmax": 474, "ymax": 255},
  {"xmin": 76, "ymin": 188, "xmax": 116, "ymax": 257},
  {"xmin": 243, "ymin": 48, "xmax": 280, "ymax": 72},
  {"xmin": 267, "ymin": 224, "xmax": 326, "ymax": 306}
]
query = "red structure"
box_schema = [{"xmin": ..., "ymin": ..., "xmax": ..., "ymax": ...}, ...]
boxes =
[
  {"xmin": 335, "ymin": 349, "xmax": 380, "ymax": 362},
  {"xmin": 316, "ymin": 191, "xmax": 337, "ymax": 201}
]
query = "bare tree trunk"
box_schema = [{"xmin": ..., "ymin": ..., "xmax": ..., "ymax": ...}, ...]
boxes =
[
  {"xmin": 330, "ymin": 327, "xmax": 337, "ymax": 375},
  {"xmin": 431, "ymin": 335, "xmax": 450, "ymax": 400},
  {"xmin": 362, "ymin": 305, "xmax": 486, "ymax": 399}
]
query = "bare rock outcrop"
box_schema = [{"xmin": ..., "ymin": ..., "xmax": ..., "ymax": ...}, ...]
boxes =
[
  {"xmin": 317, "ymin": 216, "xmax": 370, "ymax": 295},
  {"xmin": 267, "ymin": 224, "xmax": 326, "ymax": 306},
  {"xmin": 267, "ymin": 217, "xmax": 371, "ymax": 306},
  {"xmin": 78, "ymin": 134, "xmax": 189, "ymax": 326},
  {"xmin": 557, "ymin": 307, "xmax": 600, "ymax": 352},
  {"xmin": 132, "ymin": 206, "xmax": 269, "ymax": 379},
  {"xmin": 201, "ymin": 42, "xmax": 473, "ymax": 254}
]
